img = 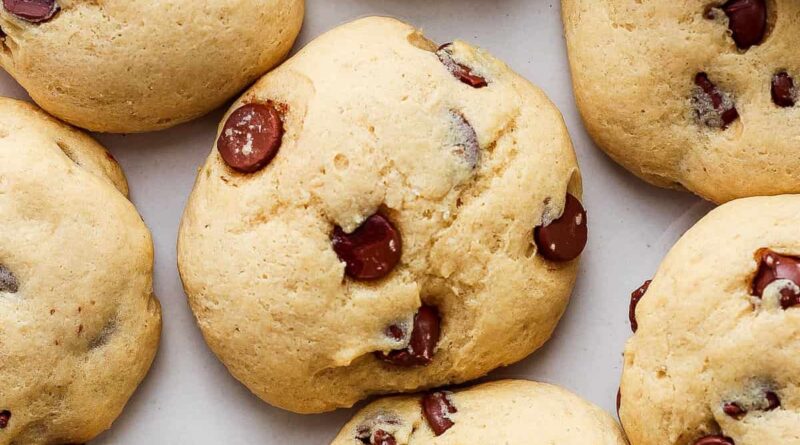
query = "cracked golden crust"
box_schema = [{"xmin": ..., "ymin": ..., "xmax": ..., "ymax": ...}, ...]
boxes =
[
  {"xmin": 178, "ymin": 16, "xmax": 581, "ymax": 413},
  {"xmin": 620, "ymin": 195, "xmax": 800, "ymax": 445},
  {"xmin": 0, "ymin": 0, "xmax": 304, "ymax": 133},
  {"xmin": 331, "ymin": 380, "xmax": 628, "ymax": 444},
  {"xmin": 563, "ymin": 0, "xmax": 800, "ymax": 203},
  {"xmin": 0, "ymin": 98, "xmax": 161, "ymax": 445}
]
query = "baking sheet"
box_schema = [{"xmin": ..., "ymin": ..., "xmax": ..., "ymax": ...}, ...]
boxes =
[{"xmin": 0, "ymin": 0, "xmax": 716, "ymax": 443}]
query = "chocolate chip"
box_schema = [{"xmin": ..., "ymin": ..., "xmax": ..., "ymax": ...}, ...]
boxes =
[
  {"xmin": 332, "ymin": 213, "xmax": 402, "ymax": 281},
  {"xmin": 436, "ymin": 44, "xmax": 488, "ymax": 88},
  {"xmin": 722, "ymin": 0, "xmax": 767, "ymax": 50},
  {"xmin": 371, "ymin": 430, "xmax": 396, "ymax": 445},
  {"xmin": 3, "ymin": 0, "xmax": 59, "ymax": 23},
  {"xmin": 378, "ymin": 305, "xmax": 440, "ymax": 366},
  {"xmin": 723, "ymin": 401, "xmax": 746, "ymax": 419},
  {"xmin": 694, "ymin": 435, "xmax": 735, "ymax": 445},
  {"xmin": 217, "ymin": 102, "xmax": 284, "ymax": 173},
  {"xmin": 0, "ymin": 264, "xmax": 18, "ymax": 293},
  {"xmin": 629, "ymin": 280, "xmax": 651, "ymax": 333},
  {"xmin": 449, "ymin": 111, "xmax": 480, "ymax": 169},
  {"xmin": 0, "ymin": 410, "xmax": 9, "ymax": 429},
  {"xmin": 765, "ymin": 391, "xmax": 781, "ymax": 411},
  {"xmin": 772, "ymin": 72, "xmax": 796, "ymax": 108},
  {"xmin": 752, "ymin": 249, "xmax": 800, "ymax": 310},
  {"xmin": 421, "ymin": 391, "xmax": 457, "ymax": 436},
  {"xmin": 693, "ymin": 73, "xmax": 739, "ymax": 129},
  {"xmin": 534, "ymin": 193, "xmax": 588, "ymax": 262}
]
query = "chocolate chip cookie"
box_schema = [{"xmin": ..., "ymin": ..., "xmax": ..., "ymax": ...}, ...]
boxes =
[
  {"xmin": 0, "ymin": 0, "xmax": 304, "ymax": 132},
  {"xmin": 563, "ymin": 0, "xmax": 800, "ymax": 203},
  {"xmin": 0, "ymin": 98, "xmax": 161, "ymax": 444},
  {"xmin": 621, "ymin": 195, "xmax": 800, "ymax": 445},
  {"xmin": 178, "ymin": 17, "xmax": 585, "ymax": 413},
  {"xmin": 331, "ymin": 380, "xmax": 628, "ymax": 444}
]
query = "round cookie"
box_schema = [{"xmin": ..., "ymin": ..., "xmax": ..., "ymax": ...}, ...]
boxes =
[
  {"xmin": 0, "ymin": 98, "xmax": 161, "ymax": 444},
  {"xmin": 562, "ymin": 0, "xmax": 800, "ymax": 203},
  {"xmin": 0, "ymin": 0, "xmax": 304, "ymax": 133},
  {"xmin": 178, "ymin": 17, "xmax": 585, "ymax": 413},
  {"xmin": 331, "ymin": 380, "xmax": 629, "ymax": 444},
  {"xmin": 621, "ymin": 195, "xmax": 800, "ymax": 445}
]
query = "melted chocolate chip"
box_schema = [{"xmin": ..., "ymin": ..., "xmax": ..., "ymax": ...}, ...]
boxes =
[
  {"xmin": 0, "ymin": 410, "xmax": 9, "ymax": 429},
  {"xmin": 694, "ymin": 435, "xmax": 735, "ymax": 445},
  {"xmin": 449, "ymin": 111, "xmax": 480, "ymax": 169},
  {"xmin": 534, "ymin": 193, "xmax": 588, "ymax": 262},
  {"xmin": 752, "ymin": 249, "xmax": 800, "ymax": 310},
  {"xmin": 378, "ymin": 305, "xmax": 441, "ymax": 366},
  {"xmin": 217, "ymin": 102, "xmax": 284, "ymax": 173},
  {"xmin": 421, "ymin": 391, "xmax": 457, "ymax": 436},
  {"xmin": 436, "ymin": 44, "xmax": 488, "ymax": 88},
  {"xmin": 723, "ymin": 401, "xmax": 746, "ymax": 419},
  {"xmin": 772, "ymin": 72, "xmax": 796, "ymax": 108},
  {"xmin": 371, "ymin": 430, "xmax": 397, "ymax": 445},
  {"xmin": 722, "ymin": 0, "xmax": 767, "ymax": 50},
  {"xmin": 3, "ymin": 0, "xmax": 59, "ymax": 23},
  {"xmin": 0, "ymin": 264, "xmax": 18, "ymax": 293},
  {"xmin": 332, "ymin": 214, "xmax": 402, "ymax": 281},
  {"xmin": 693, "ymin": 73, "xmax": 739, "ymax": 129},
  {"xmin": 629, "ymin": 280, "xmax": 651, "ymax": 333}
]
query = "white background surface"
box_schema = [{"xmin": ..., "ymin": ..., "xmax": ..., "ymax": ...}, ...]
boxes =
[{"xmin": 0, "ymin": 1, "xmax": 717, "ymax": 443}]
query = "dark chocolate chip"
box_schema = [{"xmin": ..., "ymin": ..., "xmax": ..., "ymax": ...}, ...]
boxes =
[
  {"xmin": 378, "ymin": 305, "xmax": 441, "ymax": 366},
  {"xmin": 421, "ymin": 391, "xmax": 457, "ymax": 436},
  {"xmin": 694, "ymin": 435, "xmax": 735, "ymax": 445},
  {"xmin": 0, "ymin": 410, "xmax": 9, "ymax": 429},
  {"xmin": 752, "ymin": 249, "xmax": 800, "ymax": 310},
  {"xmin": 765, "ymin": 391, "xmax": 781, "ymax": 411},
  {"xmin": 3, "ymin": 0, "xmax": 59, "ymax": 23},
  {"xmin": 772, "ymin": 72, "xmax": 796, "ymax": 108},
  {"xmin": 436, "ymin": 44, "xmax": 488, "ymax": 88},
  {"xmin": 0, "ymin": 264, "xmax": 18, "ymax": 293},
  {"xmin": 217, "ymin": 102, "xmax": 284, "ymax": 173},
  {"xmin": 693, "ymin": 73, "xmax": 739, "ymax": 129},
  {"xmin": 629, "ymin": 280, "xmax": 651, "ymax": 333},
  {"xmin": 722, "ymin": 0, "xmax": 767, "ymax": 50},
  {"xmin": 723, "ymin": 401, "xmax": 746, "ymax": 419},
  {"xmin": 449, "ymin": 111, "xmax": 480, "ymax": 169},
  {"xmin": 534, "ymin": 193, "xmax": 588, "ymax": 262},
  {"xmin": 332, "ymin": 214, "xmax": 402, "ymax": 281}
]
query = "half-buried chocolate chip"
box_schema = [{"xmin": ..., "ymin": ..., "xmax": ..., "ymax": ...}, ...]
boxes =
[
  {"xmin": 0, "ymin": 410, "xmax": 9, "ymax": 429},
  {"xmin": 534, "ymin": 193, "xmax": 588, "ymax": 262},
  {"xmin": 694, "ymin": 435, "xmax": 735, "ymax": 445},
  {"xmin": 370, "ymin": 430, "xmax": 396, "ymax": 445},
  {"xmin": 421, "ymin": 391, "xmax": 457, "ymax": 436},
  {"xmin": 436, "ymin": 44, "xmax": 488, "ymax": 88},
  {"xmin": 693, "ymin": 73, "xmax": 739, "ymax": 129},
  {"xmin": 772, "ymin": 72, "xmax": 796, "ymax": 108},
  {"xmin": 378, "ymin": 305, "xmax": 441, "ymax": 366},
  {"xmin": 0, "ymin": 264, "xmax": 18, "ymax": 293},
  {"xmin": 722, "ymin": 0, "xmax": 767, "ymax": 50},
  {"xmin": 217, "ymin": 102, "xmax": 284, "ymax": 173},
  {"xmin": 332, "ymin": 214, "xmax": 402, "ymax": 281},
  {"xmin": 629, "ymin": 280, "xmax": 651, "ymax": 333},
  {"xmin": 752, "ymin": 249, "xmax": 800, "ymax": 310},
  {"xmin": 3, "ymin": 0, "xmax": 59, "ymax": 23}
]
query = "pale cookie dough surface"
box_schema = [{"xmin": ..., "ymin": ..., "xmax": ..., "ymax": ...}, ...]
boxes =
[
  {"xmin": 621, "ymin": 195, "xmax": 800, "ymax": 445},
  {"xmin": 0, "ymin": 0, "xmax": 304, "ymax": 133},
  {"xmin": 562, "ymin": 0, "xmax": 800, "ymax": 203},
  {"xmin": 0, "ymin": 98, "xmax": 161, "ymax": 445},
  {"xmin": 331, "ymin": 380, "xmax": 629, "ymax": 445},
  {"xmin": 178, "ymin": 17, "xmax": 582, "ymax": 413}
]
